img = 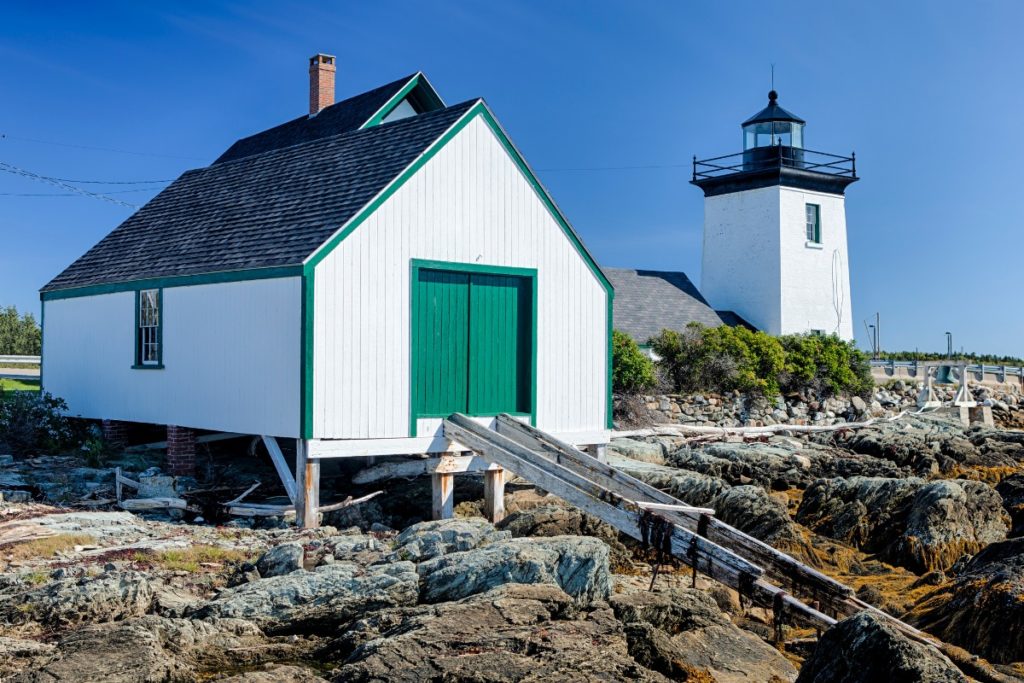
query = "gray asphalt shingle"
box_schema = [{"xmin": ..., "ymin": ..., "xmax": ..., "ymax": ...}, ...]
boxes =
[
  {"xmin": 606, "ymin": 268, "xmax": 727, "ymax": 343},
  {"xmin": 42, "ymin": 99, "xmax": 477, "ymax": 292}
]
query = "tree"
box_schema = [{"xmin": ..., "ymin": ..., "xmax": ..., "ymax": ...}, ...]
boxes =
[{"xmin": 0, "ymin": 306, "xmax": 42, "ymax": 356}]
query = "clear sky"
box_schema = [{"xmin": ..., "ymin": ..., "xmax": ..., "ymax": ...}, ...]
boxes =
[{"xmin": 2, "ymin": 1, "xmax": 1022, "ymax": 356}]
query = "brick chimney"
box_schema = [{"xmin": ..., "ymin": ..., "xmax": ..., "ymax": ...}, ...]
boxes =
[{"xmin": 309, "ymin": 53, "xmax": 336, "ymax": 116}]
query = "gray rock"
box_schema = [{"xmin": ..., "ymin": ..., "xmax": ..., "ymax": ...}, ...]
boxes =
[
  {"xmin": 388, "ymin": 517, "xmax": 508, "ymax": 563},
  {"xmin": 417, "ymin": 535, "xmax": 611, "ymax": 604},
  {"xmin": 0, "ymin": 454, "xmax": 14, "ymax": 466},
  {"xmin": 337, "ymin": 583, "xmax": 671, "ymax": 682},
  {"xmin": 797, "ymin": 612, "xmax": 965, "ymax": 682},
  {"xmin": 0, "ymin": 636, "xmax": 56, "ymax": 679},
  {"xmin": 255, "ymin": 542, "xmax": 304, "ymax": 578},
  {"xmin": 192, "ymin": 562, "xmax": 418, "ymax": 633},
  {"xmin": 607, "ymin": 437, "xmax": 666, "ymax": 464},
  {"xmin": 0, "ymin": 571, "xmax": 154, "ymax": 627},
  {"xmin": 328, "ymin": 534, "xmax": 379, "ymax": 558},
  {"xmin": 496, "ymin": 504, "xmax": 631, "ymax": 570},
  {"xmin": 217, "ymin": 665, "xmax": 329, "ymax": 682},
  {"xmin": 850, "ymin": 395, "xmax": 867, "ymax": 413},
  {"xmin": 611, "ymin": 589, "xmax": 797, "ymax": 683}
]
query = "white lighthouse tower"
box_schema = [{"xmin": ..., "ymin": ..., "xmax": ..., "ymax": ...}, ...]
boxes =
[{"xmin": 692, "ymin": 91, "xmax": 856, "ymax": 339}]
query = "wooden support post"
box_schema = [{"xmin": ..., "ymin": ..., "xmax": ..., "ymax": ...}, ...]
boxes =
[
  {"xmin": 483, "ymin": 468, "xmax": 505, "ymax": 523},
  {"xmin": 586, "ymin": 443, "xmax": 608, "ymax": 463},
  {"xmin": 295, "ymin": 440, "xmax": 320, "ymax": 529},
  {"xmin": 432, "ymin": 472, "xmax": 454, "ymax": 520},
  {"xmin": 262, "ymin": 435, "xmax": 298, "ymax": 504}
]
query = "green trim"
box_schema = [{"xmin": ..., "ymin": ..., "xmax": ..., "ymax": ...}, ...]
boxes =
[
  {"xmin": 408, "ymin": 259, "xmax": 538, "ymax": 437},
  {"xmin": 361, "ymin": 73, "xmax": 444, "ymax": 129},
  {"xmin": 304, "ymin": 101, "xmax": 615, "ymax": 438},
  {"xmin": 133, "ymin": 288, "xmax": 163, "ymax": 369},
  {"xmin": 39, "ymin": 301, "xmax": 44, "ymax": 392},
  {"xmin": 41, "ymin": 266, "xmax": 303, "ymax": 301},
  {"xmin": 300, "ymin": 272, "xmax": 314, "ymax": 439},
  {"xmin": 606, "ymin": 292, "xmax": 614, "ymax": 429}
]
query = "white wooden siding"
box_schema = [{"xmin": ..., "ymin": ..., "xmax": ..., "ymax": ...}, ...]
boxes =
[
  {"xmin": 313, "ymin": 115, "xmax": 608, "ymax": 439},
  {"xmin": 43, "ymin": 277, "xmax": 301, "ymax": 437}
]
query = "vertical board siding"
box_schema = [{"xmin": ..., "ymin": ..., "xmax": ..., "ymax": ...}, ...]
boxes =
[
  {"xmin": 313, "ymin": 116, "xmax": 608, "ymax": 438},
  {"xmin": 43, "ymin": 277, "xmax": 301, "ymax": 437}
]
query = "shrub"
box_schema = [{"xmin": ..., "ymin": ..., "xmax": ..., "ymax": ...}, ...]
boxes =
[
  {"xmin": 651, "ymin": 324, "xmax": 785, "ymax": 395},
  {"xmin": 612, "ymin": 330, "xmax": 656, "ymax": 394},
  {"xmin": 0, "ymin": 305, "xmax": 41, "ymax": 356},
  {"xmin": 650, "ymin": 325, "xmax": 869, "ymax": 398},
  {"xmin": 0, "ymin": 390, "xmax": 81, "ymax": 455},
  {"xmin": 780, "ymin": 333, "xmax": 873, "ymax": 397}
]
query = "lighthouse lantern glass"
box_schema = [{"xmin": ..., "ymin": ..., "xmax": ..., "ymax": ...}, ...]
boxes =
[{"xmin": 743, "ymin": 121, "xmax": 804, "ymax": 150}]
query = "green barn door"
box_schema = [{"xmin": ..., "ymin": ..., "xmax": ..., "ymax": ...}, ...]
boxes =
[
  {"xmin": 468, "ymin": 273, "xmax": 532, "ymax": 415},
  {"xmin": 412, "ymin": 269, "xmax": 470, "ymax": 419},
  {"xmin": 411, "ymin": 264, "xmax": 534, "ymax": 435}
]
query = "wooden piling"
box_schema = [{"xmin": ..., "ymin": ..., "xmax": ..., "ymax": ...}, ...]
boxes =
[
  {"xmin": 432, "ymin": 472, "xmax": 454, "ymax": 520},
  {"xmin": 483, "ymin": 468, "xmax": 505, "ymax": 523}
]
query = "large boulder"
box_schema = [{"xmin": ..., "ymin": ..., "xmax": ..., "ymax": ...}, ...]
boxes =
[
  {"xmin": 417, "ymin": 536, "xmax": 611, "ymax": 604},
  {"xmin": 996, "ymin": 473, "xmax": 1024, "ymax": 537},
  {"xmin": 192, "ymin": 561, "xmax": 418, "ymax": 633},
  {"xmin": 497, "ymin": 504, "xmax": 632, "ymax": 570},
  {"xmin": 797, "ymin": 476, "xmax": 1007, "ymax": 573},
  {"xmin": 608, "ymin": 455, "xmax": 728, "ymax": 507},
  {"xmin": 797, "ymin": 612, "xmax": 966, "ymax": 682},
  {"xmin": 255, "ymin": 542, "xmax": 304, "ymax": 578},
  {"xmin": 711, "ymin": 485, "xmax": 809, "ymax": 554},
  {"xmin": 387, "ymin": 517, "xmax": 509, "ymax": 563},
  {"xmin": 608, "ymin": 438, "xmax": 667, "ymax": 465},
  {"xmin": 335, "ymin": 583, "xmax": 671, "ymax": 682},
  {"xmin": 909, "ymin": 537, "xmax": 1024, "ymax": 664},
  {"xmin": 0, "ymin": 571, "xmax": 154, "ymax": 627},
  {"xmin": 610, "ymin": 589, "xmax": 797, "ymax": 683}
]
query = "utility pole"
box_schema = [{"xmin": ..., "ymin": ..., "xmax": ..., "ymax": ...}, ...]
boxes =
[
  {"xmin": 945, "ymin": 331, "xmax": 953, "ymax": 359},
  {"xmin": 875, "ymin": 312, "xmax": 880, "ymax": 358}
]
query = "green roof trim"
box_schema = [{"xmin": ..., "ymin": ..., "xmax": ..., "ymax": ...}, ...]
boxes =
[
  {"xmin": 40, "ymin": 266, "xmax": 303, "ymax": 301},
  {"xmin": 361, "ymin": 73, "xmax": 445, "ymax": 129}
]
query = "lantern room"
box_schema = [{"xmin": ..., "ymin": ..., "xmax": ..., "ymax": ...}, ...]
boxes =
[{"xmin": 742, "ymin": 90, "xmax": 805, "ymax": 149}]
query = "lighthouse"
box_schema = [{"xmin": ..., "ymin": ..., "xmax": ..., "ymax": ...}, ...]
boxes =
[{"xmin": 692, "ymin": 91, "xmax": 857, "ymax": 339}]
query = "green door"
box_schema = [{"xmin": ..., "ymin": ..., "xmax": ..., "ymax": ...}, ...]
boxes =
[{"xmin": 411, "ymin": 264, "xmax": 533, "ymax": 432}]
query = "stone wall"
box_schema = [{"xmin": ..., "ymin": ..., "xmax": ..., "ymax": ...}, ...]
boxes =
[{"xmin": 634, "ymin": 380, "xmax": 1023, "ymax": 428}]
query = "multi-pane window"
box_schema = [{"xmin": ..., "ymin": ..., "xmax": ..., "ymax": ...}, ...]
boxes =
[
  {"xmin": 136, "ymin": 289, "xmax": 162, "ymax": 367},
  {"xmin": 805, "ymin": 203, "xmax": 821, "ymax": 243}
]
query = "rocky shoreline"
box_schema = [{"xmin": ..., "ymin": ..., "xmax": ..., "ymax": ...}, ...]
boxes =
[{"xmin": 3, "ymin": 396, "xmax": 1024, "ymax": 681}]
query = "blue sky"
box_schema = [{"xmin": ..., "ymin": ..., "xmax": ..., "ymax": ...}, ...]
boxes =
[{"xmin": 1, "ymin": 1, "xmax": 1022, "ymax": 355}]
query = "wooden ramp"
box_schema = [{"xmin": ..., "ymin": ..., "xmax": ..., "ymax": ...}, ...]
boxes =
[{"xmin": 444, "ymin": 414, "xmax": 906, "ymax": 629}]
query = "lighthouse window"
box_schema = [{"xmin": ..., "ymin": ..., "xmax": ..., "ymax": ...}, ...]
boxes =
[{"xmin": 805, "ymin": 204, "xmax": 821, "ymax": 244}]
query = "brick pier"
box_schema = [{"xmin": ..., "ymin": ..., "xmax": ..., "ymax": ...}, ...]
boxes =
[{"xmin": 166, "ymin": 425, "xmax": 196, "ymax": 477}]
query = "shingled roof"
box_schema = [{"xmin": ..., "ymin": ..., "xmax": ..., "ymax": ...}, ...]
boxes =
[
  {"xmin": 606, "ymin": 268, "xmax": 728, "ymax": 343},
  {"xmin": 42, "ymin": 99, "xmax": 476, "ymax": 292},
  {"xmin": 214, "ymin": 74, "xmax": 431, "ymax": 164}
]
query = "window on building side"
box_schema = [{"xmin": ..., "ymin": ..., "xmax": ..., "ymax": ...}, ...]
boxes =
[
  {"xmin": 805, "ymin": 203, "xmax": 821, "ymax": 243},
  {"xmin": 136, "ymin": 289, "xmax": 162, "ymax": 367}
]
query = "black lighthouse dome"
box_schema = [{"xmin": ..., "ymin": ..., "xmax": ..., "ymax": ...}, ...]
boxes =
[{"xmin": 742, "ymin": 90, "xmax": 805, "ymax": 149}]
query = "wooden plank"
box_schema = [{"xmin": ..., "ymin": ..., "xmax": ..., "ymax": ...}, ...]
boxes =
[
  {"xmin": 444, "ymin": 414, "xmax": 762, "ymax": 582},
  {"xmin": 317, "ymin": 490, "xmax": 383, "ymax": 513},
  {"xmin": 222, "ymin": 481, "xmax": 261, "ymax": 506},
  {"xmin": 352, "ymin": 455, "xmax": 499, "ymax": 484},
  {"xmin": 483, "ymin": 468, "xmax": 505, "ymax": 523},
  {"xmin": 497, "ymin": 415, "xmax": 854, "ymax": 604},
  {"xmin": 119, "ymin": 497, "xmax": 189, "ymax": 511},
  {"xmin": 432, "ymin": 472, "xmax": 454, "ymax": 520},
  {"xmin": 261, "ymin": 435, "xmax": 297, "ymax": 504}
]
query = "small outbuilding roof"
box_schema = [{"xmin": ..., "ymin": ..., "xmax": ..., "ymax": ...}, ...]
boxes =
[
  {"xmin": 42, "ymin": 97, "xmax": 475, "ymax": 292},
  {"xmin": 605, "ymin": 268, "xmax": 729, "ymax": 343}
]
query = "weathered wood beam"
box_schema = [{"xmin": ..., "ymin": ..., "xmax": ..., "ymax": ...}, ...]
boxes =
[
  {"xmin": 119, "ymin": 497, "xmax": 190, "ymax": 511},
  {"xmin": 483, "ymin": 468, "xmax": 505, "ymax": 523},
  {"xmin": 432, "ymin": 472, "xmax": 454, "ymax": 520},
  {"xmin": 352, "ymin": 455, "xmax": 499, "ymax": 484},
  {"xmin": 294, "ymin": 440, "xmax": 319, "ymax": 529},
  {"xmin": 261, "ymin": 435, "xmax": 297, "ymax": 504}
]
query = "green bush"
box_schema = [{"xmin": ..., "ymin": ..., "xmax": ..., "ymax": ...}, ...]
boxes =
[
  {"xmin": 650, "ymin": 324, "xmax": 870, "ymax": 397},
  {"xmin": 612, "ymin": 330, "xmax": 656, "ymax": 394},
  {"xmin": 780, "ymin": 333, "xmax": 873, "ymax": 397},
  {"xmin": 0, "ymin": 390, "xmax": 81, "ymax": 455}
]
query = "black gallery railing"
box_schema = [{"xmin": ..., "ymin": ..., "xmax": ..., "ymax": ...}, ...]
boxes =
[{"xmin": 693, "ymin": 147, "xmax": 857, "ymax": 181}]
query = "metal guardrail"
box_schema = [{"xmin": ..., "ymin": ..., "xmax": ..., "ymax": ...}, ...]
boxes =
[
  {"xmin": 0, "ymin": 355, "xmax": 40, "ymax": 365},
  {"xmin": 693, "ymin": 147, "xmax": 856, "ymax": 181},
  {"xmin": 870, "ymin": 359, "xmax": 1024, "ymax": 381}
]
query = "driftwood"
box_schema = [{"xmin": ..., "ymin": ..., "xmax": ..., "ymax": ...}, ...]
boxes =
[
  {"xmin": 119, "ymin": 497, "xmax": 192, "ymax": 511},
  {"xmin": 0, "ymin": 521, "xmax": 56, "ymax": 547},
  {"xmin": 222, "ymin": 481, "xmax": 261, "ymax": 506}
]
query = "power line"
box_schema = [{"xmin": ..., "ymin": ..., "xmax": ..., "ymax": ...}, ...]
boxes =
[
  {"xmin": 0, "ymin": 187, "xmax": 165, "ymax": 197},
  {"xmin": 535, "ymin": 162, "xmax": 692, "ymax": 172},
  {"xmin": 0, "ymin": 133, "xmax": 205, "ymax": 162},
  {"xmin": 53, "ymin": 177, "xmax": 174, "ymax": 185},
  {"xmin": 0, "ymin": 161, "xmax": 139, "ymax": 208}
]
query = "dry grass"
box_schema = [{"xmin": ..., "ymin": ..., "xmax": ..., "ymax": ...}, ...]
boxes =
[
  {"xmin": 2, "ymin": 533, "xmax": 95, "ymax": 564},
  {"xmin": 133, "ymin": 545, "xmax": 254, "ymax": 573},
  {"xmin": 946, "ymin": 464, "xmax": 1021, "ymax": 485}
]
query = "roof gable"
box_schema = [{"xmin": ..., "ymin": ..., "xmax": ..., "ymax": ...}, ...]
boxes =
[
  {"xmin": 605, "ymin": 268, "xmax": 724, "ymax": 343},
  {"xmin": 214, "ymin": 73, "xmax": 443, "ymax": 165}
]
